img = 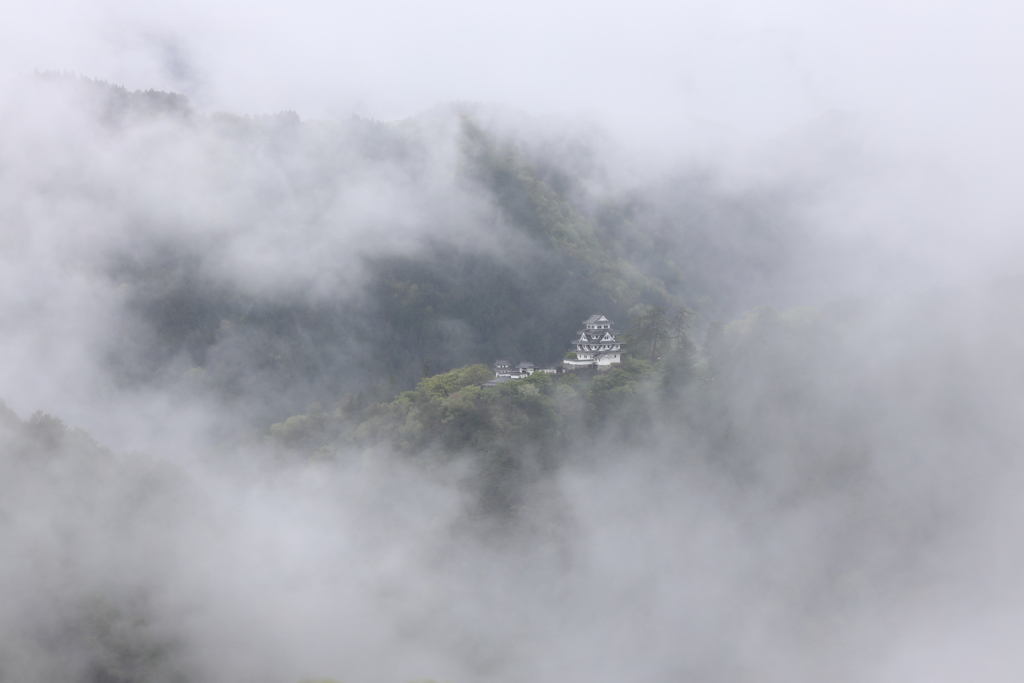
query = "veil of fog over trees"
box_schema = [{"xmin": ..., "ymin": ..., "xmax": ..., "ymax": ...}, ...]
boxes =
[{"xmin": 3, "ymin": 50, "xmax": 1024, "ymax": 683}]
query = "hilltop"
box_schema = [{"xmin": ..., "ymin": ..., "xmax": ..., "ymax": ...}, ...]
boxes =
[{"xmin": 17, "ymin": 74, "xmax": 800, "ymax": 425}]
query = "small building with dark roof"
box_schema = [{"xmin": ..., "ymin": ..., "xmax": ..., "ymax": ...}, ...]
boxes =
[{"xmin": 482, "ymin": 359, "xmax": 557, "ymax": 386}]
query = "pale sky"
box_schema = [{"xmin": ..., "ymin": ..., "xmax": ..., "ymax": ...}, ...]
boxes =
[
  {"xmin": 3, "ymin": 0, "xmax": 1024, "ymax": 299},
  {"xmin": 4, "ymin": 0, "xmax": 1024, "ymax": 319},
  {"xmin": 5, "ymin": 0, "xmax": 1024, "ymax": 150}
]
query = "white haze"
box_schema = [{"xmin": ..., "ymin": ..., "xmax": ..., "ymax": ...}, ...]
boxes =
[{"xmin": 2, "ymin": 2, "xmax": 1024, "ymax": 682}]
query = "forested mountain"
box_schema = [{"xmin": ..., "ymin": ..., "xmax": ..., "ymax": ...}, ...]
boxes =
[
  {"xmin": 8, "ymin": 74, "xmax": 1024, "ymax": 683},
  {"xmin": 18, "ymin": 76, "xmax": 799, "ymax": 423},
  {"xmin": 9, "ymin": 273, "xmax": 1024, "ymax": 683}
]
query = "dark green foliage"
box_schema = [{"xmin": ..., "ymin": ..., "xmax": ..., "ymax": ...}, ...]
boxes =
[
  {"xmin": 269, "ymin": 356, "xmax": 665, "ymax": 468},
  {"xmin": 357, "ymin": 246, "xmax": 604, "ymax": 389},
  {"xmin": 350, "ymin": 365, "xmax": 559, "ymax": 455},
  {"xmin": 584, "ymin": 357, "xmax": 655, "ymax": 428},
  {"xmin": 81, "ymin": 91, "xmax": 794, "ymax": 424},
  {"xmin": 626, "ymin": 305, "xmax": 696, "ymax": 365},
  {"xmin": 268, "ymin": 411, "xmax": 327, "ymax": 450},
  {"xmin": 627, "ymin": 306, "xmax": 670, "ymax": 361},
  {"xmin": 415, "ymin": 364, "xmax": 494, "ymax": 399}
]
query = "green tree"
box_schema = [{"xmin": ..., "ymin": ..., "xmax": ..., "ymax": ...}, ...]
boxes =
[
  {"xmin": 416, "ymin": 364, "xmax": 493, "ymax": 399},
  {"xmin": 584, "ymin": 357, "xmax": 653, "ymax": 426},
  {"xmin": 668, "ymin": 307, "xmax": 693, "ymax": 349},
  {"xmin": 628, "ymin": 306, "xmax": 670, "ymax": 361}
]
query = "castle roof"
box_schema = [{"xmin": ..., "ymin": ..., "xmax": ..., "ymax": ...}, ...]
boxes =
[
  {"xmin": 565, "ymin": 313, "xmax": 624, "ymax": 369},
  {"xmin": 575, "ymin": 329, "xmax": 624, "ymax": 336}
]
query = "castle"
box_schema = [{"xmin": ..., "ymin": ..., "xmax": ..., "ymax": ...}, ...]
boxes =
[
  {"xmin": 562, "ymin": 314, "xmax": 625, "ymax": 370},
  {"xmin": 483, "ymin": 314, "xmax": 624, "ymax": 386}
]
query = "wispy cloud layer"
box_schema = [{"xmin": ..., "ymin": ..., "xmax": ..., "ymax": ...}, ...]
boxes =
[{"xmin": 2, "ymin": 4, "xmax": 1024, "ymax": 682}]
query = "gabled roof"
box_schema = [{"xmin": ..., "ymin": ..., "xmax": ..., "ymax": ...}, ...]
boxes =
[
  {"xmin": 516, "ymin": 362, "xmax": 535, "ymax": 369},
  {"xmin": 583, "ymin": 314, "xmax": 610, "ymax": 324}
]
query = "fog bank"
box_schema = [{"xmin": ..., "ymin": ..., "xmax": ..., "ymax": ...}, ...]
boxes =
[{"xmin": 2, "ymin": 13, "xmax": 1024, "ymax": 677}]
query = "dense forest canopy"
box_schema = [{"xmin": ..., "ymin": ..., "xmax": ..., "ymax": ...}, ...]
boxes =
[{"xmin": 3, "ymin": 75, "xmax": 1024, "ymax": 683}]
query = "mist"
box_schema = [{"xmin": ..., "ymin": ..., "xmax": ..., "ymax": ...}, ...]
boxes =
[{"xmin": 3, "ymin": 3, "xmax": 1024, "ymax": 682}]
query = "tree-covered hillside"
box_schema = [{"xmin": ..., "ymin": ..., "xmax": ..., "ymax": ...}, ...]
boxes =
[
  {"xmin": 259, "ymin": 274, "xmax": 1024, "ymax": 523},
  {"xmin": 9, "ymin": 74, "xmax": 1024, "ymax": 683},
  {"xmin": 21, "ymin": 75, "xmax": 798, "ymax": 423}
]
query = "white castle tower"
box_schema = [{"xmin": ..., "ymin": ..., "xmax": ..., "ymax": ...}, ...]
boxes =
[{"xmin": 563, "ymin": 314, "xmax": 624, "ymax": 370}]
